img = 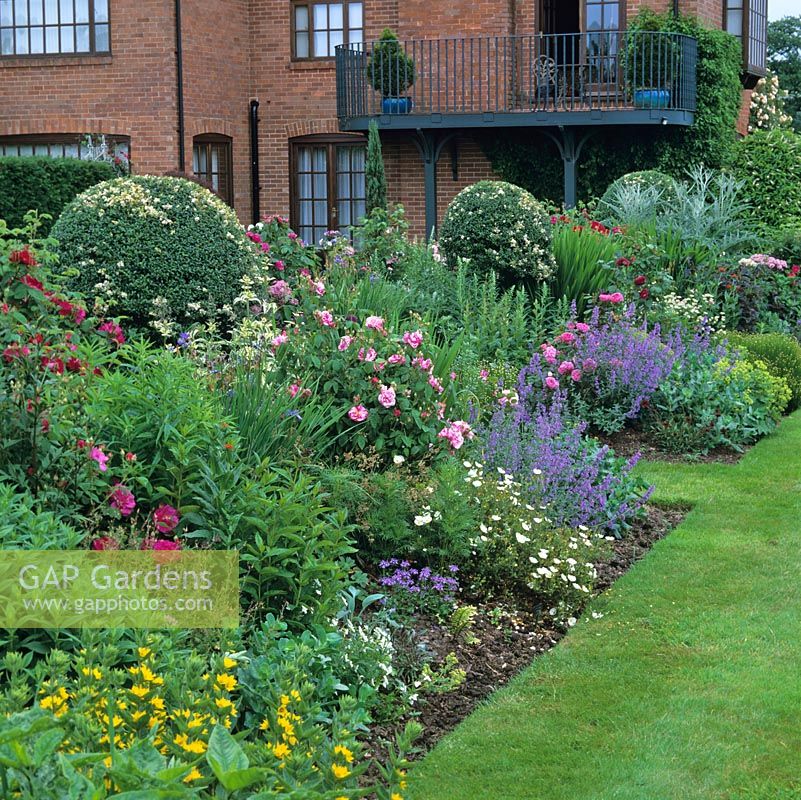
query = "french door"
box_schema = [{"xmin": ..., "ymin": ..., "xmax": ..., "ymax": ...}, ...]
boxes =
[{"xmin": 290, "ymin": 136, "xmax": 366, "ymax": 246}]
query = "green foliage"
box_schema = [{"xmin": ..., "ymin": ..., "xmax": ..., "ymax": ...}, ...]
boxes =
[
  {"xmin": 770, "ymin": 226, "xmax": 801, "ymax": 265},
  {"xmin": 645, "ymin": 347, "xmax": 786, "ymax": 455},
  {"xmin": 318, "ymin": 458, "xmax": 477, "ymax": 567},
  {"xmin": 53, "ymin": 176, "xmax": 261, "ymax": 328},
  {"xmin": 0, "ymin": 484, "xmax": 84, "ymax": 549},
  {"xmin": 0, "ymin": 156, "xmax": 115, "ymax": 235},
  {"xmin": 730, "ymin": 129, "xmax": 801, "ymax": 233},
  {"xmin": 596, "ymin": 170, "xmax": 678, "ymax": 222},
  {"xmin": 549, "ymin": 214, "xmax": 622, "ymax": 316},
  {"xmin": 366, "ymin": 120, "xmax": 388, "ymax": 214},
  {"xmin": 366, "ymin": 28, "xmax": 416, "ymax": 96},
  {"xmin": 768, "ymin": 15, "xmax": 801, "ymax": 132},
  {"xmin": 439, "ymin": 181, "xmax": 556, "ymax": 285},
  {"xmin": 482, "ymin": 12, "xmax": 742, "ymax": 203},
  {"xmin": 726, "ymin": 331, "xmax": 801, "ymax": 412}
]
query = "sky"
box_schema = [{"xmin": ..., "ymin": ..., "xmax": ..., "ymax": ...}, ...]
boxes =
[{"xmin": 770, "ymin": 0, "xmax": 799, "ymax": 21}]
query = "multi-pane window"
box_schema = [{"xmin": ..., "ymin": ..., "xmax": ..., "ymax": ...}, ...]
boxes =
[
  {"xmin": 0, "ymin": 134, "xmax": 128, "ymax": 159},
  {"xmin": 724, "ymin": 0, "xmax": 767, "ymax": 78},
  {"xmin": 0, "ymin": 0, "xmax": 110, "ymax": 56},
  {"xmin": 192, "ymin": 135, "xmax": 233, "ymax": 206},
  {"xmin": 291, "ymin": 137, "xmax": 366, "ymax": 245},
  {"xmin": 292, "ymin": 1, "xmax": 362, "ymax": 59},
  {"xmin": 585, "ymin": 0, "xmax": 622, "ymax": 83}
]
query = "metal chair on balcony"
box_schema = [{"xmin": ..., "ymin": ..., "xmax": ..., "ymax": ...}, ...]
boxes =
[{"xmin": 518, "ymin": 55, "xmax": 564, "ymax": 110}]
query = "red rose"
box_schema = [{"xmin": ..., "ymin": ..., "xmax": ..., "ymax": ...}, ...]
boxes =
[
  {"xmin": 634, "ymin": 275, "xmax": 647, "ymax": 286},
  {"xmin": 10, "ymin": 248, "xmax": 37, "ymax": 266},
  {"xmin": 20, "ymin": 274, "xmax": 44, "ymax": 291},
  {"xmin": 639, "ymin": 288, "xmax": 650, "ymax": 300}
]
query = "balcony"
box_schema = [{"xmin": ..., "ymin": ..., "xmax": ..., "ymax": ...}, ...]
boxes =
[
  {"xmin": 336, "ymin": 31, "xmax": 698, "ymax": 131},
  {"xmin": 335, "ymin": 30, "xmax": 697, "ymax": 232}
]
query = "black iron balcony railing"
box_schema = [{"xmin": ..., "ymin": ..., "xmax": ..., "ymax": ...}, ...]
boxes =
[{"xmin": 336, "ymin": 31, "xmax": 697, "ymax": 126}]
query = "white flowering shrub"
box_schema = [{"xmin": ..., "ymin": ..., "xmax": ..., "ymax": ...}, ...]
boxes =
[
  {"xmin": 460, "ymin": 461, "xmax": 604, "ymax": 616},
  {"xmin": 654, "ymin": 289, "xmax": 726, "ymax": 332},
  {"xmin": 53, "ymin": 176, "xmax": 261, "ymax": 327},
  {"xmin": 439, "ymin": 181, "xmax": 556, "ymax": 284},
  {"xmin": 749, "ymin": 70, "xmax": 793, "ymax": 133}
]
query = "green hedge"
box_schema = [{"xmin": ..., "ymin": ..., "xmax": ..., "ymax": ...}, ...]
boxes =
[
  {"xmin": 730, "ymin": 129, "xmax": 801, "ymax": 233},
  {"xmin": 0, "ymin": 157, "xmax": 116, "ymax": 233}
]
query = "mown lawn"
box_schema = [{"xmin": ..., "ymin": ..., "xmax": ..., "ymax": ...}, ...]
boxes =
[{"xmin": 408, "ymin": 414, "xmax": 801, "ymax": 800}]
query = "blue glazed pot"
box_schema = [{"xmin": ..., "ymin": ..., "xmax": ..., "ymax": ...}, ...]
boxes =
[
  {"xmin": 382, "ymin": 97, "xmax": 413, "ymax": 114},
  {"xmin": 633, "ymin": 89, "xmax": 671, "ymax": 109}
]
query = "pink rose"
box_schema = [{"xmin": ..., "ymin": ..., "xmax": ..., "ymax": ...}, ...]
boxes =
[
  {"xmin": 109, "ymin": 484, "xmax": 136, "ymax": 517},
  {"xmin": 271, "ymin": 331, "xmax": 289, "ymax": 348},
  {"xmin": 378, "ymin": 385, "xmax": 396, "ymax": 408},
  {"xmin": 388, "ymin": 353, "xmax": 406, "ymax": 365},
  {"xmin": 90, "ymin": 446, "xmax": 109, "ymax": 472},
  {"xmin": 348, "ymin": 404, "xmax": 369, "ymax": 422},
  {"xmin": 151, "ymin": 539, "xmax": 181, "ymax": 551},
  {"xmin": 543, "ymin": 345, "xmax": 558, "ymax": 364},
  {"xmin": 153, "ymin": 504, "xmax": 180, "ymax": 534},
  {"xmin": 545, "ymin": 375, "xmax": 560, "ymax": 390},
  {"xmin": 479, "ymin": 369, "xmax": 489, "ymax": 381},
  {"xmin": 599, "ymin": 292, "xmax": 624, "ymax": 304},
  {"xmin": 428, "ymin": 375, "xmax": 444, "ymax": 394},
  {"xmin": 315, "ymin": 310, "xmax": 335, "ymax": 328},
  {"xmin": 268, "ymin": 280, "xmax": 293, "ymax": 302},
  {"xmin": 559, "ymin": 331, "xmax": 576, "ymax": 345},
  {"xmin": 575, "ymin": 322, "xmax": 590, "ymax": 333},
  {"xmin": 338, "ymin": 335, "xmax": 353, "ymax": 351},
  {"xmin": 365, "ymin": 316, "xmax": 385, "ymax": 332},
  {"xmin": 570, "ymin": 369, "xmax": 582, "ymax": 382},
  {"xmin": 288, "ymin": 383, "xmax": 301, "ymax": 398},
  {"xmin": 402, "ymin": 330, "xmax": 424, "ymax": 349},
  {"xmin": 364, "ymin": 348, "xmax": 377, "ymax": 362},
  {"xmin": 312, "ymin": 280, "xmax": 325, "ymax": 296},
  {"xmin": 557, "ymin": 360, "xmax": 574, "ymax": 375}
]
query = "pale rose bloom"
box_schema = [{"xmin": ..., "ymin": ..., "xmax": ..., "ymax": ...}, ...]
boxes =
[
  {"xmin": 378, "ymin": 385, "xmax": 396, "ymax": 408},
  {"xmin": 348, "ymin": 404, "xmax": 368, "ymax": 422}
]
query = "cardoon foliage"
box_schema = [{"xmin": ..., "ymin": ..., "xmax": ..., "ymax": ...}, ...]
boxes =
[
  {"xmin": 519, "ymin": 304, "xmax": 683, "ymax": 433},
  {"xmin": 482, "ymin": 391, "xmax": 651, "ymax": 533}
]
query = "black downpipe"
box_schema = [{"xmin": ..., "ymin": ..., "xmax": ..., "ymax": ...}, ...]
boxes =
[
  {"xmin": 673, "ymin": 0, "xmax": 679, "ymax": 17},
  {"xmin": 175, "ymin": 0, "xmax": 186, "ymax": 171},
  {"xmin": 250, "ymin": 100, "xmax": 261, "ymax": 225}
]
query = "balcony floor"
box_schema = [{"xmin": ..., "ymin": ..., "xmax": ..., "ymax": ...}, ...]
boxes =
[{"xmin": 339, "ymin": 106, "xmax": 695, "ymax": 132}]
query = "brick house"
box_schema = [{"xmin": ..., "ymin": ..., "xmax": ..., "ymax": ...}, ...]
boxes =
[{"xmin": 1, "ymin": 0, "xmax": 767, "ymax": 240}]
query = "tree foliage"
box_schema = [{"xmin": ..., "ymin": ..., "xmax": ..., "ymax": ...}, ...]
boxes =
[
  {"xmin": 768, "ymin": 15, "xmax": 801, "ymax": 133},
  {"xmin": 365, "ymin": 120, "xmax": 387, "ymax": 214}
]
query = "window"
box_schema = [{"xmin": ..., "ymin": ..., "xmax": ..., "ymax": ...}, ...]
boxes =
[
  {"xmin": 192, "ymin": 135, "xmax": 233, "ymax": 206},
  {"xmin": 0, "ymin": 133, "xmax": 128, "ymax": 160},
  {"xmin": 292, "ymin": 1, "xmax": 362, "ymax": 59},
  {"xmin": 290, "ymin": 136, "xmax": 366, "ymax": 245},
  {"xmin": 725, "ymin": 0, "xmax": 767, "ymax": 79},
  {"xmin": 584, "ymin": 0, "xmax": 623, "ymax": 84},
  {"xmin": 0, "ymin": 0, "xmax": 110, "ymax": 56}
]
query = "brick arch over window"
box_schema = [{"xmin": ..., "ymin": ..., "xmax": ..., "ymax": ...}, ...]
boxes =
[
  {"xmin": 187, "ymin": 119, "xmax": 236, "ymax": 139},
  {"xmin": 0, "ymin": 118, "xmax": 130, "ymax": 137},
  {"xmin": 284, "ymin": 118, "xmax": 343, "ymax": 139}
]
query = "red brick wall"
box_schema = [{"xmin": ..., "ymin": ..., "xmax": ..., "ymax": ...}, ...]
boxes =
[
  {"xmin": 0, "ymin": 0, "xmax": 251, "ymax": 213},
  {"xmin": 183, "ymin": 0, "xmax": 252, "ymax": 219},
  {"xmin": 0, "ymin": 0, "xmax": 741, "ymax": 239},
  {"xmin": 0, "ymin": 0, "xmax": 178, "ymax": 175},
  {"xmin": 381, "ymin": 132, "xmax": 501, "ymax": 237}
]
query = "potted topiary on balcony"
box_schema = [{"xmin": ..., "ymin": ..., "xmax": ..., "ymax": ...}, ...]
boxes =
[{"xmin": 367, "ymin": 28, "xmax": 416, "ymax": 114}]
